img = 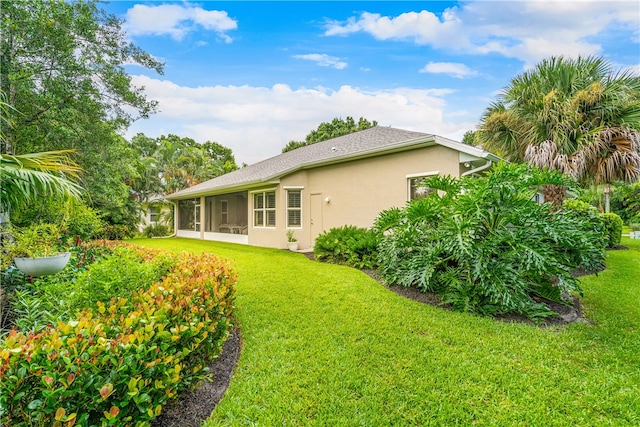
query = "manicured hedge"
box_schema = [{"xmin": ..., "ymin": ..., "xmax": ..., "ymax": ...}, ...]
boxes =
[
  {"xmin": 601, "ymin": 212, "xmax": 623, "ymax": 248},
  {"xmin": 0, "ymin": 248, "xmax": 236, "ymax": 426}
]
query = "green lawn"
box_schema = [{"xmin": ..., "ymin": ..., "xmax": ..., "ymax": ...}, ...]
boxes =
[{"xmin": 133, "ymin": 237, "xmax": 640, "ymax": 426}]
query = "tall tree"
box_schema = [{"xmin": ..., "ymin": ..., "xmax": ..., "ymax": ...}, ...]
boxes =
[
  {"xmin": 477, "ymin": 56, "xmax": 640, "ymax": 207},
  {"xmin": 130, "ymin": 134, "xmax": 238, "ymax": 196},
  {"xmin": 282, "ymin": 116, "xmax": 378, "ymax": 153},
  {"xmin": 1, "ymin": 0, "xmax": 163, "ymax": 226}
]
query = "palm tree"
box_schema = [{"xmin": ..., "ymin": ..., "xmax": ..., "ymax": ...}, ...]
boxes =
[{"xmin": 478, "ymin": 56, "xmax": 640, "ymax": 207}]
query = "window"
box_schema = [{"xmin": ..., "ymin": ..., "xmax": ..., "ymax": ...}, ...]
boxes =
[
  {"xmin": 149, "ymin": 205, "xmax": 159, "ymax": 224},
  {"xmin": 220, "ymin": 200, "xmax": 228, "ymax": 224},
  {"xmin": 253, "ymin": 191, "xmax": 276, "ymax": 227},
  {"xmin": 287, "ymin": 190, "xmax": 302, "ymax": 227},
  {"xmin": 408, "ymin": 176, "xmax": 436, "ymax": 201}
]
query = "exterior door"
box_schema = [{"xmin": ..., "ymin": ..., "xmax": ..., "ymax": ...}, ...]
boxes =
[{"xmin": 310, "ymin": 193, "xmax": 323, "ymax": 245}]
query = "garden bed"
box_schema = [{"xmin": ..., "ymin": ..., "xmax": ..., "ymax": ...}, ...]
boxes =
[{"xmin": 1, "ymin": 242, "xmax": 237, "ymax": 426}]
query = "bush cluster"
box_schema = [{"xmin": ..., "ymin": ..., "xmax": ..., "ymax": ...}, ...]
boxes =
[
  {"xmin": 610, "ymin": 182, "xmax": 640, "ymax": 224},
  {"xmin": 375, "ymin": 163, "xmax": 606, "ymax": 320},
  {"xmin": 8, "ymin": 199, "xmax": 104, "ymax": 243},
  {"xmin": 562, "ymin": 199, "xmax": 623, "ymax": 248},
  {"xmin": 600, "ymin": 212, "xmax": 623, "ymax": 248},
  {"xmin": 0, "ymin": 247, "xmax": 236, "ymax": 426},
  {"xmin": 313, "ymin": 225, "xmax": 379, "ymax": 269},
  {"xmin": 97, "ymin": 224, "xmax": 133, "ymax": 240},
  {"xmin": 11, "ymin": 244, "xmax": 180, "ymax": 333},
  {"xmin": 142, "ymin": 224, "xmax": 170, "ymax": 238}
]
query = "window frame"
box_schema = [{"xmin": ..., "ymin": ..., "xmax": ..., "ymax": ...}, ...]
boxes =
[
  {"xmin": 286, "ymin": 189, "xmax": 302, "ymax": 229},
  {"xmin": 407, "ymin": 171, "xmax": 439, "ymax": 201},
  {"xmin": 149, "ymin": 205, "xmax": 159, "ymax": 224},
  {"xmin": 252, "ymin": 189, "xmax": 277, "ymax": 228}
]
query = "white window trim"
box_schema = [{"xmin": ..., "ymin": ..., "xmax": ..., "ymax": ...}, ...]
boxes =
[
  {"xmin": 406, "ymin": 171, "xmax": 439, "ymax": 179},
  {"xmin": 251, "ymin": 189, "xmax": 277, "ymax": 229},
  {"xmin": 194, "ymin": 199, "xmax": 201, "ymax": 231},
  {"xmin": 286, "ymin": 189, "xmax": 303, "ymax": 229},
  {"xmin": 407, "ymin": 171, "xmax": 439, "ymax": 201}
]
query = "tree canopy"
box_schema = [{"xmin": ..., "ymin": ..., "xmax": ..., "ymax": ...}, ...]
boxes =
[
  {"xmin": 282, "ymin": 116, "xmax": 378, "ymax": 153},
  {"xmin": 1, "ymin": 0, "xmax": 164, "ymax": 226},
  {"xmin": 477, "ymin": 56, "xmax": 640, "ymax": 205},
  {"xmin": 129, "ymin": 134, "xmax": 239, "ymax": 199}
]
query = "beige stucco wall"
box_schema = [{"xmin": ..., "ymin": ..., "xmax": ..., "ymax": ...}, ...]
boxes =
[
  {"xmin": 138, "ymin": 202, "xmax": 172, "ymax": 232},
  {"xmin": 248, "ymin": 144, "xmax": 462, "ymax": 250}
]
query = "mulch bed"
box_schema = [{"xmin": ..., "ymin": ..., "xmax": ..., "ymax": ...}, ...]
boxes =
[{"xmin": 151, "ymin": 327, "xmax": 242, "ymax": 427}]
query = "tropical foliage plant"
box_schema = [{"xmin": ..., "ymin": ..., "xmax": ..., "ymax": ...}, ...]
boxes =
[
  {"xmin": 314, "ymin": 225, "xmax": 379, "ymax": 270},
  {"xmin": 374, "ymin": 162, "xmax": 606, "ymax": 320},
  {"xmin": 0, "ymin": 151, "xmax": 82, "ymax": 214},
  {"xmin": 142, "ymin": 224, "xmax": 170, "ymax": 238}
]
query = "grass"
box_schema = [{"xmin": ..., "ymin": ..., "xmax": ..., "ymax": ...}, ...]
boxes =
[{"xmin": 133, "ymin": 237, "xmax": 640, "ymax": 426}]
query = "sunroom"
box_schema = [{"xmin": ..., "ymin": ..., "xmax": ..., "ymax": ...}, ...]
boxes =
[{"xmin": 176, "ymin": 191, "xmax": 249, "ymax": 244}]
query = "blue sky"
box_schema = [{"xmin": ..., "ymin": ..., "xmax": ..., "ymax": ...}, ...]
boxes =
[{"xmin": 104, "ymin": 1, "xmax": 640, "ymax": 165}]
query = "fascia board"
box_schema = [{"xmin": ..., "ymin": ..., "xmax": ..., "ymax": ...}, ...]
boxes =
[
  {"xmin": 435, "ymin": 135, "xmax": 502, "ymax": 162},
  {"xmin": 165, "ymin": 180, "xmax": 280, "ymax": 200}
]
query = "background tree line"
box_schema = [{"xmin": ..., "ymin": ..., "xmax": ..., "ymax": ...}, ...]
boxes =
[
  {"xmin": 3, "ymin": 0, "xmax": 638, "ymax": 237},
  {"xmin": 0, "ymin": 0, "xmax": 241, "ymax": 235}
]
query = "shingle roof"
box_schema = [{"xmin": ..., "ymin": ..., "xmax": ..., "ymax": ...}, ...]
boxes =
[{"xmin": 166, "ymin": 126, "xmax": 497, "ymax": 199}]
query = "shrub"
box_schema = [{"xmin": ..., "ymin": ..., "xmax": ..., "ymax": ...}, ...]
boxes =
[
  {"xmin": 142, "ymin": 224, "xmax": 170, "ymax": 238},
  {"xmin": 64, "ymin": 203, "xmax": 104, "ymax": 242},
  {"xmin": 314, "ymin": 225, "xmax": 380, "ymax": 269},
  {"xmin": 0, "ymin": 250, "xmax": 236, "ymax": 426},
  {"xmin": 97, "ymin": 223, "xmax": 133, "ymax": 240},
  {"xmin": 600, "ymin": 212, "xmax": 623, "ymax": 248},
  {"xmin": 610, "ymin": 182, "xmax": 640, "ymax": 223},
  {"xmin": 1, "ymin": 241, "xmax": 114, "ymax": 334},
  {"xmin": 375, "ymin": 162, "xmax": 606, "ymax": 321},
  {"xmin": 10, "ymin": 243, "xmax": 180, "ymax": 333},
  {"xmin": 8, "ymin": 199, "xmax": 104, "ymax": 243}
]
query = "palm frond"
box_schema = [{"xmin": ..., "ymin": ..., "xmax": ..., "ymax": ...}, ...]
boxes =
[{"xmin": 0, "ymin": 150, "xmax": 83, "ymax": 211}]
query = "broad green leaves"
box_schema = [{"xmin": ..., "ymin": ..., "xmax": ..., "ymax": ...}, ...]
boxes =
[{"xmin": 375, "ymin": 163, "xmax": 606, "ymax": 320}]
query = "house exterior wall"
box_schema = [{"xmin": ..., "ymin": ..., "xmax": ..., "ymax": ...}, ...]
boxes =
[
  {"xmin": 138, "ymin": 202, "xmax": 172, "ymax": 232},
  {"xmin": 246, "ymin": 144, "xmax": 461, "ymax": 250}
]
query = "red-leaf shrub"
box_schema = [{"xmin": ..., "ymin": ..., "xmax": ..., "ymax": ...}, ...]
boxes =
[{"xmin": 1, "ymin": 249, "xmax": 236, "ymax": 426}]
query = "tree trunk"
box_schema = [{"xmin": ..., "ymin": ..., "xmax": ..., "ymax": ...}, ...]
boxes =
[
  {"xmin": 542, "ymin": 184, "xmax": 567, "ymax": 207},
  {"xmin": 603, "ymin": 184, "xmax": 611, "ymax": 213}
]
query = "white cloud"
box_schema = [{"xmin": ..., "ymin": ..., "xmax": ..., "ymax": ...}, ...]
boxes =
[
  {"xmin": 324, "ymin": 1, "xmax": 639, "ymax": 66},
  {"xmin": 126, "ymin": 75, "xmax": 470, "ymax": 165},
  {"xmin": 124, "ymin": 4, "xmax": 237, "ymax": 42},
  {"xmin": 420, "ymin": 62, "xmax": 478, "ymax": 78},
  {"xmin": 293, "ymin": 54, "xmax": 348, "ymax": 69}
]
